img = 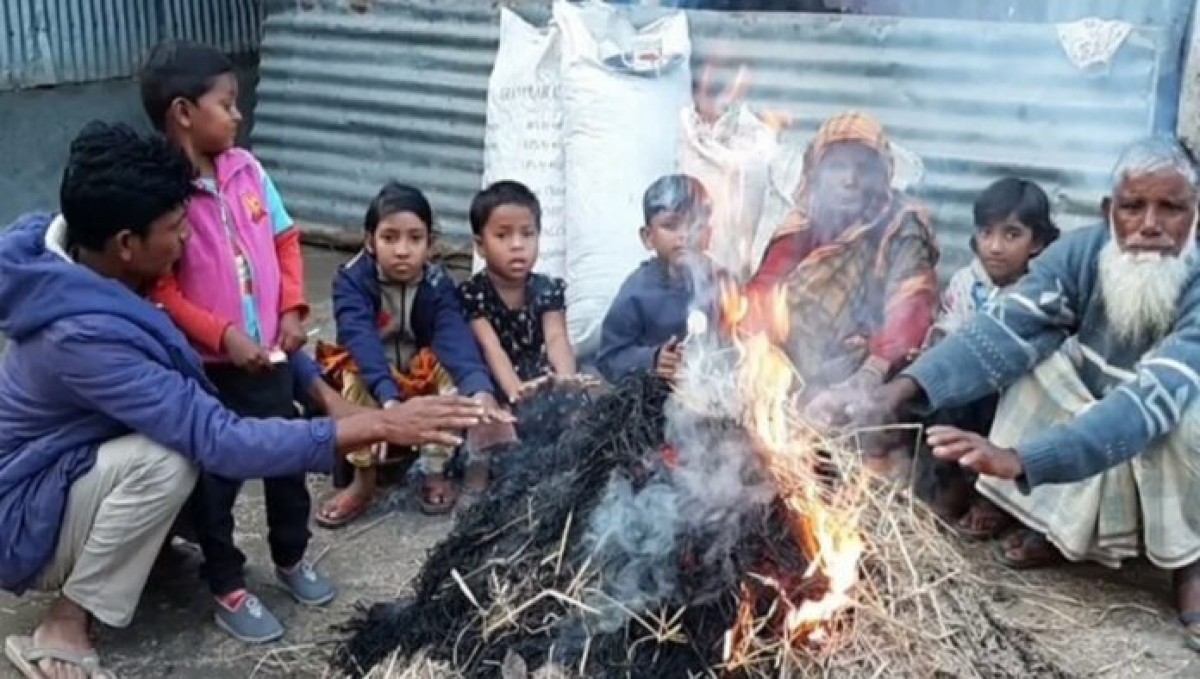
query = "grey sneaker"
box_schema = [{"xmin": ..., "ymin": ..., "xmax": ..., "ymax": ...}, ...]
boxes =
[
  {"xmin": 214, "ymin": 593, "xmax": 284, "ymax": 644},
  {"xmin": 275, "ymin": 562, "xmax": 336, "ymax": 606}
]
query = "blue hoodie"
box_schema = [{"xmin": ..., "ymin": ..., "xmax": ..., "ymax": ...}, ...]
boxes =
[
  {"xmin": 0, "ymin": 214, "xmax": 336, "ymax": 593},
  {"xmin": 333, "ymin": 252, "xmax": 494, "ymax": 404}
]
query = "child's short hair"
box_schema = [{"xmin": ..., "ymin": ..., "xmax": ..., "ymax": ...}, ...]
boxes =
[
  {"xmin": 469, "ymin": 181, "xmax": 542, "ymax": 236},
  {"xmin": 61, "ymin": 121, "xmax": 195, "ymax": 252},
  {"xmin": 973, "ymin": 177, "xmax": 1060, "ymax": 246},
  {"xmin": 364, "ymin": 182, "xmax": 434, "ymax": 235},
  {"xmin": 643, "ymin": 174, "xmax": 710, "ymax": 225},
  {"xmin": 140, "ymin": 41, "xmax": 234, "ymax": 131}
]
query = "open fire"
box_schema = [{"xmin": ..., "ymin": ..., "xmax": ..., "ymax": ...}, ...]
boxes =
[{"xmin": 708, "ymin": 282, "xmax": 866, "ymax": 668}]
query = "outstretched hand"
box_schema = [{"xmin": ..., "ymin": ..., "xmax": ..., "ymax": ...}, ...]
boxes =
[
  {"xmin": 927, "ymin": 425, "xmax": 1024, "ymax": 480},
  {"xmin": 804, "ymin": 371, "xmax": 886, "ymax": 430},
  {"xmin": 804, "ymin": 374, "xmax": 924, "ymax": 442},
  {"xmin": 803, "ymin": 386, "xmax": 858, "ymax": 430},
  {"xmin": 514, "ymin": 373, "xmax": 603, "ymax": 403},
  {"xmin": 470, "ymin": 391, "xmax": 517, "ymax": 425},
  {"xmin": 378, "ymin": 395, "xmax": 488, "ymax": 448}
]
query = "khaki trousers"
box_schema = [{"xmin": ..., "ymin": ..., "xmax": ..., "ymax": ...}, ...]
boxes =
[{"xmin": 36, "ymin": 434, "xmax": 197, "ymax": 627}]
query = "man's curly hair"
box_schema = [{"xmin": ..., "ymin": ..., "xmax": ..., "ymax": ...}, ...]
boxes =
[{"xmin": 60, "ymin": 121, "xmax": 195, "ymax": 252}]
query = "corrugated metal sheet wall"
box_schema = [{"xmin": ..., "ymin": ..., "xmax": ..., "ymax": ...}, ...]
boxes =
[
  {"xmin": 255, "ymin": 1, "xmax": 509, "ymax": 242},
  {"xmin": 161, "ymin": 0, "xmax": 263, "ymax": 55},
  {"xmin": 0, "ymin": 0, "xmax": 261, "ymax": 91},
  {"xmin": 254, "ymin": 0, "xmax": 1189, "ymax": 273}
]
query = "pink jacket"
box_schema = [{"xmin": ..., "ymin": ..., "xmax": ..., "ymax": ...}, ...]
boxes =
[{"xmin": 175, "ymin": 148, "xmax": 282, "ymax": 362}]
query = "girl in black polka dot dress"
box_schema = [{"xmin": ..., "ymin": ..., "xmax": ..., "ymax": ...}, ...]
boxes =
[{"xmin": 460, "ymin": 181, "xmax": 577, "ymax": 404}]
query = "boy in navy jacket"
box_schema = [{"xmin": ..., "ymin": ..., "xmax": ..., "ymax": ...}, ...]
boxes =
[{"xmin": 596, "ymin": 175, "xmax": 713, "ymax": 383}]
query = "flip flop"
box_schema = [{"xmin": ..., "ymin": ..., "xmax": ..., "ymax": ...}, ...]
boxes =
[
  {"xmin": 5, "ymin": 635, "xmax": 116, "ymax": 679},
  {"xmin": 1180, "ymin": 612, "xmax": 1200, "ymax": 652},
  {"xmin": 994, "ymin": 529, "xmax": 1063, "ymax": 570},
  {"xmin": 315, "ymin": 491, "xmax": 373, "ymax": 530},
  {"xmin": 419, "ymin": 475, "xmax": 459, "ymax": 516}
]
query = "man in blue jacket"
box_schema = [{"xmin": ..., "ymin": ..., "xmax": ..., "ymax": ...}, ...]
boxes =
[{"xmin": 0, "ymin": 122, "xmax": 495, "ymax": 679}]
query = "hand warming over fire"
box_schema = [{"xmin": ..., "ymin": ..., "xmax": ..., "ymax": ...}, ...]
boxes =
[
  {"xmin": 803, "ymin": 388, "xmax": 855, "ymax": 429},
  {"xmin": 362, "ymin": 395, "xmax": 487, "ymax": 449},
  {"xmin": 927, "ymin": 425, "xmax": 1024, "ymax": 479},
  {"xmin": 471, "ymin": 391, "xmax": 517, "ymax": 425},
  {"xmin": 514, "ymin": 373, "xmax": 602, "ymax": 402},
  {"xmin": 804, "ymin": 377, "xmax": 882, "ymax": 430},
  {"xmin": 804, "ymin": 374, "xmax": 922, "ymax": 432}
]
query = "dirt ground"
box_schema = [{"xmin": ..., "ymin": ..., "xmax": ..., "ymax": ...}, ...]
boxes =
[{"xmin": 2, "ymin": 248, "xmax": 1199, "ymax": 678}]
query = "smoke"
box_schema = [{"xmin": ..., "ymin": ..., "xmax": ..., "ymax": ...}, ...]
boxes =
[
  {"xmin": 573, "ymin": 246, "xmax": 776, "ymax": 635},
  {"xmin": 574, "ymin": 405, "xmax": 774, "ymax": 635},
  {"xmin": 578, "ymin": 476, "xmax": 682, "ymax": 633}
]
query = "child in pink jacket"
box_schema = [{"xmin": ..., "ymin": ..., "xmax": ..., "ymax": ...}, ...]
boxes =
[{"xmin": 142, "ymin": 41, "xmax": 331, "ymax": 644}]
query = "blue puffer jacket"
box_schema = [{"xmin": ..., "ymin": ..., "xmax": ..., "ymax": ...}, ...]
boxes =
[{"xmin": 0, "ymin": 214, "xmax": 336, "ymax": 593}]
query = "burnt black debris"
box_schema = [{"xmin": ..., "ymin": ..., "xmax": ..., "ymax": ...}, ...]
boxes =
[{"xmin": 333, "ymin": 376, "xmax": 774, "ymax": 677}]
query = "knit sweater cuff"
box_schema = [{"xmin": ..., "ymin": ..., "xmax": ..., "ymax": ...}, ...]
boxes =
[
  {"xmin": 1016, "ymin": 436, "xmax": 1060, "ymax": 490},
  {"xmin": 901, "ymin": 360, "xmax": 951, "ymax": 414}
]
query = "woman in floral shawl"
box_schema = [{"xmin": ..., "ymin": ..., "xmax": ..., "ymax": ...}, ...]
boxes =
[
  {"xmin": 750, "ymin": 112, "xmax": 939, "ymax": 476},
  {"xmin": 751, "ymin": 111, "xmax": 939, "ymax": 393}
]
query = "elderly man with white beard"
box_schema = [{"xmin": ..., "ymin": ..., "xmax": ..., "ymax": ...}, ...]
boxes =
[{"xmin": 816, "ymin": 137, "xmax": 1200, "ymax": 648}]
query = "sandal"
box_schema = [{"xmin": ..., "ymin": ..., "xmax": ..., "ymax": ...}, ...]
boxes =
[
  {"xmin": 316, "ymin": 490, "xmax": 373, "ymax": 529},
  {"xmin": 994, "ymin": 529, "xmax": 1064, "ymax": 569},
  {"xmin": 5, "ymin": 635, "xmax": 116, "ymax": 679},
  {"xmin": 419, "ymin": 473, "xmax": 459, "ymax": 516},
  {"xmin": 956, "ymin": 499, "xmax": 1015, "ymax": 540}
]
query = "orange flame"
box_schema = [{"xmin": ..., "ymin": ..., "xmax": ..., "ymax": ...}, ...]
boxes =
[
  {"xmin": 717, "ymin": 282, "xmax": 863, "ymax": 659},
  {"xmin": 691, "ymin": 59, "xmax": 861, "ymax": 665}
]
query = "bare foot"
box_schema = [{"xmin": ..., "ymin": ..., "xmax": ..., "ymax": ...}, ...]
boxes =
[{"xmin": 31, "ymin": 597, "xmax": 94, "ymax": 679}]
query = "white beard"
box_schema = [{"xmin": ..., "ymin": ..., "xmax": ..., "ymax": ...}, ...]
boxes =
[{"xmin": 1098, "ymin": 222, "xmax": 1195, "ymax": 346}]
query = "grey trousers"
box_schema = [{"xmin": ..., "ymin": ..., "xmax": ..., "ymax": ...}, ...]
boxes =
[{"xmin": 36, "ymin": 434, "xmax": 198, "ymax": 627}]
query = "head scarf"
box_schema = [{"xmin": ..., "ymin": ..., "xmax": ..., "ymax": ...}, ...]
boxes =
[{"xmin": 773, "ymin": 111, "xmax": 896, "ymax": 241}]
